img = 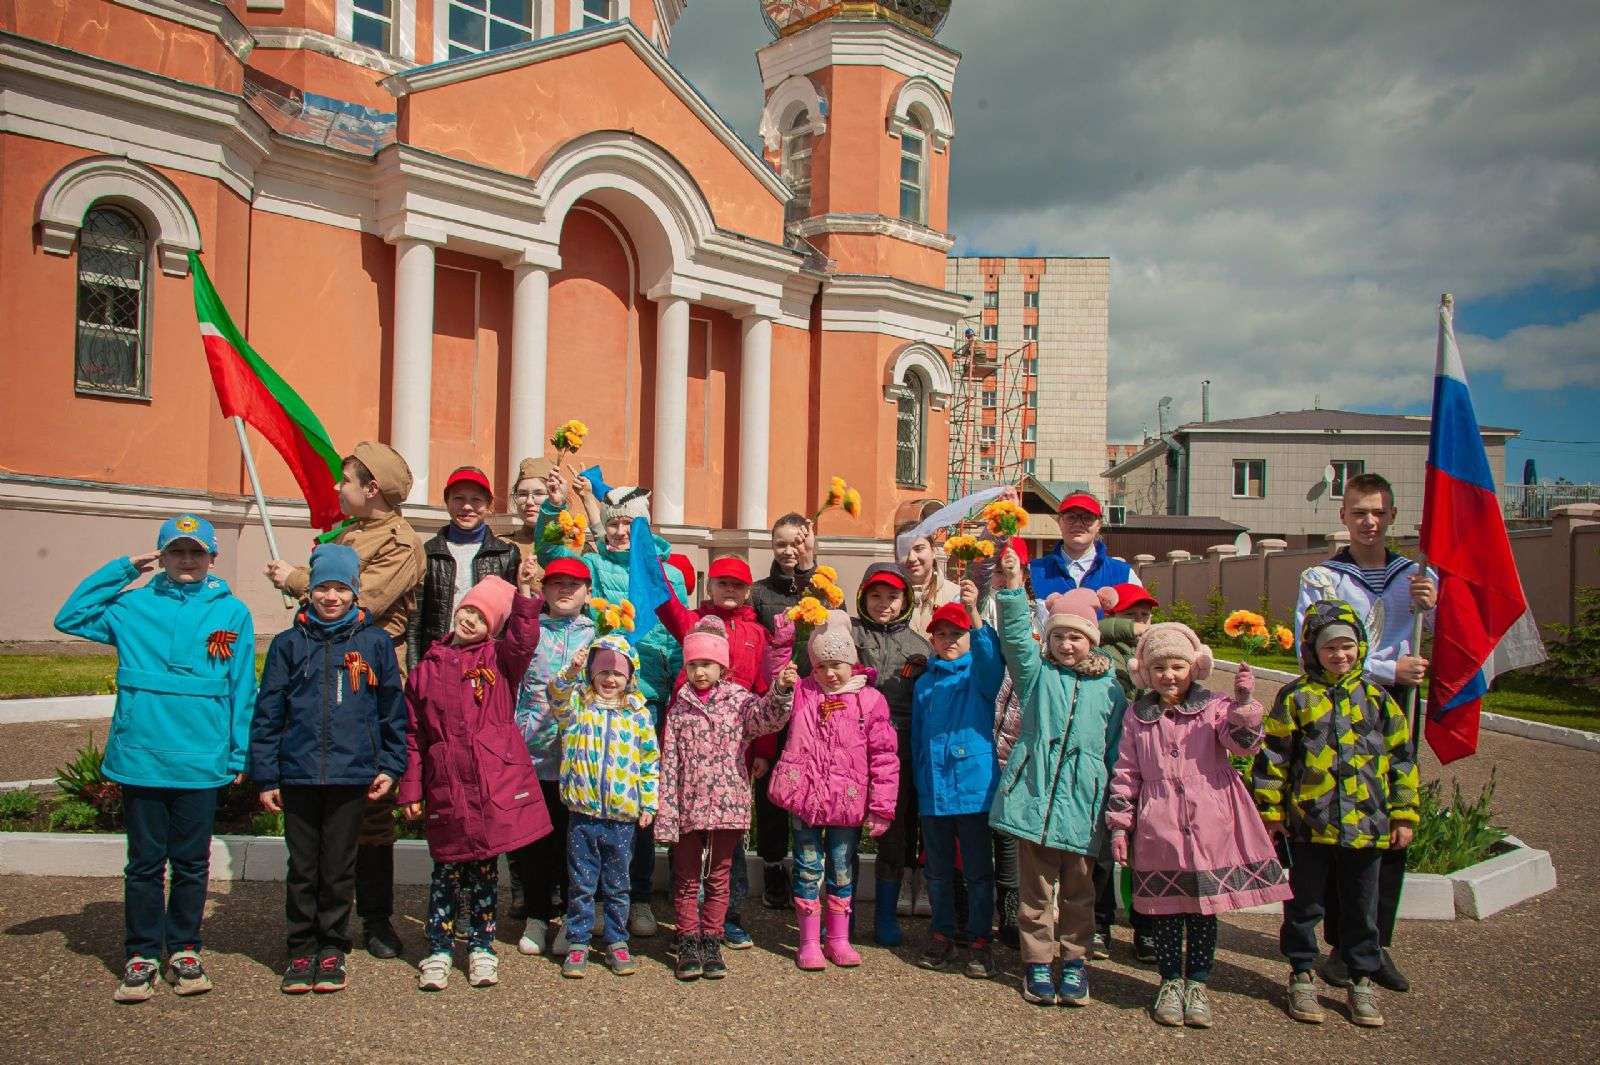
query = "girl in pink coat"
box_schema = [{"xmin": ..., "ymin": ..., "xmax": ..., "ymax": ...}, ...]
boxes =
[
  {"xmin": 398, "ymin": 577, "xmax": 549, "ymax": 991},
  {"xmin": 1105, "ymin": 623, "xmax": 1291, "ymax": 1029},
  {"xmin": 767, "ymin": 610, "xmax": 899, "ymax": 971},
  {"xmin": 657, "ymin": 617, "xmax": 798, "ymax": 981}
]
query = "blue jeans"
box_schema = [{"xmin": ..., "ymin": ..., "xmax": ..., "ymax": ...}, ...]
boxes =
[
  {"xmin": 922, "ymin": 813, "xmax": 995, "ymax": 942},
  {"xmin": 121, "ymin": 785, "xmax": 219, "ymax": 960},
  {"xmin": 566, "ymin": 812, "xmax": 635, "ymax": 948},
  {"xmin": 791, "ymin": 820, "xmax": 859, "ymax": 901}
]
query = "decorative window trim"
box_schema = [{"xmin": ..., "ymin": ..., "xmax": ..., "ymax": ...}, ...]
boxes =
[
  {"xmin": 38, "ymin": 156, "xmax": 202, "ymax": 277},
  {"xmin": 883, "ymin": 341, "xmax": 953, "ymax": 410},
  {"xmin": 759, "ymin": 74, "xmax": 827, "ymax": 153},
  {"xmin": 886, "ymin": 75, "xmax": 953, "ymax": 152},
  {"xmin": 336, "ymin": 0, "xmax": 417, "ymax": 62},
  {"xmin": 434, "ymin": 0, "xmax": 554, "ymax": 63}
]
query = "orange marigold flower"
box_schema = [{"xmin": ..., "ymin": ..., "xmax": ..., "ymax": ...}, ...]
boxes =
[
  {"xmin": 1274, "ymin": 625, "xmax": 1294, "ymax": 650},
  {"xmin": 842, "ymin": 487, "xmax": 862, "ymax": 518}
]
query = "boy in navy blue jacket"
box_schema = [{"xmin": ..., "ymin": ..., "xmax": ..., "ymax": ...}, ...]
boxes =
[{"xmin": 252, "ymin": 544, "xmax": 407, "ymax": 994}]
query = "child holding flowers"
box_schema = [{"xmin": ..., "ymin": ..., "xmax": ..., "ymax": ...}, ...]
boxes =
[
  {"xmin": 1105, "ymin": 624, "xmax": 1290, "ymax": 1028},
  {"xmin": 768, "ymin": 610, "xmax": 899, "ymax": 970}
]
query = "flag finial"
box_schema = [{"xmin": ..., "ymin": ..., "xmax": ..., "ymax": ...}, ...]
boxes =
[{"xmin": 1441, "ymin": 292, "xmax": 1454, "ymax": 308}]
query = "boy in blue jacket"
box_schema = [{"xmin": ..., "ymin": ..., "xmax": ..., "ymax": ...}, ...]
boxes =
[
  {"xmin": 911, "ymin": 581, "xmax": 1007, "ymax": 978},
  {"xmin": 251, "ymin": 544, "xmax": 407, "ymax": 995},
  {"xmin": 54, "ymin": 514, "xmax": 257, "ymax": 1004}
]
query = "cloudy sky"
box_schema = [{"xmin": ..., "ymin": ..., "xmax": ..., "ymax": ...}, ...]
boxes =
[{"xmin": 670, "ymin": 1, "xmax": 1600, "ymax": 482}]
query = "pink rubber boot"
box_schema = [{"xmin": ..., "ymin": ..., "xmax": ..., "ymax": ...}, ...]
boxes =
[
  {"xmin": 794, "ymin": 898, "xmax": 826, "ymax": 971},
  {"xmin": 821, "ymin": 894, "xmax": 861, "ymax": 967}
]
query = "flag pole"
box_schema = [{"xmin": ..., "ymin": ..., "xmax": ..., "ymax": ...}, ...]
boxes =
[
  {"xmin": 1408, "ymin": 291, "xmax": 1452, "ymax": 743},
  {"xmin": 233, "ymin": 417, "xmax": 296, "ymax": 609}
]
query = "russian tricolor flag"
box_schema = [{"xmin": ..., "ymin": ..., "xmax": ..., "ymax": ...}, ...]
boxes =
[{"xmin": 1421, "ymin": 295, "xmax": 1544, "ymax": 763}]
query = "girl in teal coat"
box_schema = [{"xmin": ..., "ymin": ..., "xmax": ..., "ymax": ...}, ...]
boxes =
[
  {"xmin": 989, "ymin": 550, "xmax": 1126, "ymax": 1008},
  {"xmin": 54, "ymin": 515, "xmax": 257, "ymax": 1004}
]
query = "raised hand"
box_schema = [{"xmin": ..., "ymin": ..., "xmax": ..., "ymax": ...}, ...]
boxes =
[
  {"xmin": 1233, "ymin": 662, "xmax": 1255, "ymax": 701},
  {"xmin": 775, "ymin": 661, "xmax": 799, "ymax": 693},
  {"xmin": 129, "ymin": 551, "xmax": 161, "ymax": 575},
  {"xmin": 994, "ymin": 547, "xmax": 1024, "ymax": 589}
]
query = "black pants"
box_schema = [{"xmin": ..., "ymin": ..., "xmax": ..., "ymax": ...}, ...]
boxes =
[
  {"xmin": 1092, "ymin": 851, "xmax": 1116, "ymax": 931},
  {"xmin": 1283, "ymin": 842, "xmax": 1382, "ymax": 978},
  {"xmin": 874, "ymin": 725, "xmax": 920, "ymax": 885},
  {"xmin": 121, "ymin": 785, "xmax": 218, "ymax": 960},
  {"xmin": 752, "ymin": 728, "xmax": 791, "ymax": 864},
  {"xmin": 283, "ymin": 785, "xmax": 367, "ymax": 956},
  {"xmin": 509, "ymin": 779, "xmax": 570, "ymax": 921}
]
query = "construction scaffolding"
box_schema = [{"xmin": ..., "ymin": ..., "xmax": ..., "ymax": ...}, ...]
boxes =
[{"xmin": 946, "ymin": 326, "xmax": 1031, "ymax": 501}]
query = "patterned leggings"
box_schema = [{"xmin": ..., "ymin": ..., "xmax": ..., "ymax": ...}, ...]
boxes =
[
  {"xmin": 427, "ymin": 859, "xmax": 498, "ymax": 954},
  {"xmin": 1149, "ymin": 912, "xmax": 1217, "ymax": 982}
]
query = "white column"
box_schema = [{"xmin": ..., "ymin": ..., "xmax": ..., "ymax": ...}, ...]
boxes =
[
  {"xmin": 390, "ymin": 236, "xmax": 438, "ymax": 505},
  {"xmin": 652, "ymin": 293, "xmax": 691, "ymax": 526},
  {"xmin": 507, "ymin": 263, "xmax": 551, "ymax": 474},
  {"xmin": 737, "ymin": 313, "xmax": 773, "ymax": 531}
]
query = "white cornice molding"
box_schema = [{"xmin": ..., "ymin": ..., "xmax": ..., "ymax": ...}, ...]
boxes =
[
  {"xmin": 37, "ymin": 156, "xmax": 204, "ymax": 276},
  {"xmin": 112, "ymin": 0, "xmax": 255, "ymax": 62},
  {"xmin": 0, "ymin": 32, "xmax": 271, "ymax": 200},
  {"xmin": 759, "ymin": 74, "xmax": 827, "ymax": 152},
  {"xmin": 885, "ymin": 341, "xmax": 954, "ymax": 408},
  {"xmin": 250, "ymin": 26, "xmax": 412, "ymax": 75},
  {"xmin": 791, "ymin": 211, "xmax": 954, "ymax": 252},
  {"xmin": 887, "ymin": 74, "xmax": 952, "ymax": 151},
  {"xmin": 756, "ymin": 20, "xmax": 960, "ymax": 94},
  {"xmin": 382, "ymin": 20, "xmax": 789, "ymax": 204},
  {"xmin": 373, "ymin": 143, "xmax": 556, "ymax": 261},
  {"xmin": 819, "ymin": 272, "xmax": 968, "ymax": 344}
]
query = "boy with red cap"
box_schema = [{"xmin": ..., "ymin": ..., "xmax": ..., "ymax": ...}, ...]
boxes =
[
  {"xmin": 411, "ymin": 466, "xmax": 521, "ymax": 664},
  {"xmin": 1030, "ymin": 492, "xmax": 1142, "ymax": 600},
  {"xmin": 910, "ymin": 580, "xmax": 1007, "ymax": 979}
]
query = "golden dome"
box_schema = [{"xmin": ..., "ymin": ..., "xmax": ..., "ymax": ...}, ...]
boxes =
[{"xmin": 760, "ymin": 1, "xmax": 952, "ymax": 39}]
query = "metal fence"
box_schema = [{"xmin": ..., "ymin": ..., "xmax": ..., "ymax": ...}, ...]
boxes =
[{"xmin": 1500, "ymin": 484, "xmax": 1600, "ymax": 520}]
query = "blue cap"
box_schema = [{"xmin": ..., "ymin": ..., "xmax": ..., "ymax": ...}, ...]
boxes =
[
  {"xmin": 156, "ymin": 514, "xmax": 218, "ymax": 554},
  {"xmin": 309, "ymin": 543, "xmax": 360, "ymax": 597}
]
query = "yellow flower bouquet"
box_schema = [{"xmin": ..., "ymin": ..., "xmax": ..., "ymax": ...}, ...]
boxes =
[
  {"xmin": 981, "ymin": 499, "xmax": 1029, "ymax": 539},
  {"xmin": 814, "ymin": 475, "xmax": 862, "ymax": 524},
  {"xmin": 541, "ymin": 508, "xmax": 588, "ymax": 553},
  {"xmin": 785, "ymin": 594, "xmax": 831, "ymax": 649},
  {"xmin": 589, "ymin": 596, "xmax": 636, "ymax": 636},
  {"xmin": 1223, "ymin": 609, "xmax": 1271, "ymax": 661},
  {"xmin": 550, "ymin": 418, "xmax": 588, "ymax": 457},
  {"xmin": 942, "ymin": 532, "xmax": 995, "ymax": 579},
  {"xmin": 809, "ymin": 568, "xmax": 845, "ymax": 609}
]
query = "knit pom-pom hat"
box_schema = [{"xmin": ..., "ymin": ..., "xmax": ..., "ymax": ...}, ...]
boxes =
[
  {"xmin": 683, "ymin": 615, "xmax": 731, "ymax": 669},
  {"xmin": 807, "ymin": 609, "xmax": 859, "ymax": 667},
  {"xmin": 1129, "ymin": 621, "xmax": 1214, "ymax": 688},
  {"xmin": 1042, "ymin": 588, "xmax": 1103, "ymax": 646},
  {"xmin": 601, "ymin": 486, "xmax": 651, "ymax": 524}
]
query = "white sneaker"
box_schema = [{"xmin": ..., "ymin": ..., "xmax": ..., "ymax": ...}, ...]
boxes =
[
  {"xmin": 417, "ymin": 952, "xmax": 451, "ymax": 991},
  {"xmin": 628, "ymin": 901, "xmax": 658, "ymax": 937},
  {"xmin": 468, "ymin": 949, "xmax": 499, "ymax": 988},
  {"xmin": 913, "ymin": 871, "xmax": 933, "ymax": 917},
  {"xmin": 896, "ymin": 871, "xmax": 914, "ymax": 917},
  {"xmin": 518, "ymin": 918, "xmax": 548, "ymax": 956}
]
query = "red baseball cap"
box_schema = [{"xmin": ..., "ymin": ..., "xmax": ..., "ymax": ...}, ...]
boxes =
[
  {"xmin": 1001, "ymin": 536, "xmax": 1030, "ymax": 567},
  {"xmin": 707, "ymin": 556, "xmax": 753, "ymax": 586},
  {"xmin": 1057, "ymin": 492, "xmax": 1102, "ymax": 517},
  {"xmin": 928, "ymin": 602, "xmax": 972, "ymax": 633},
  {"xmin": 1105, "ymin": 582, "xmax": 1158, "ymax": 614},
  {"xmin": 542, "ymin": 557, "xmax": 591, "ymax": 584},
  {"xmin": 862, "ymin": 569, "xmax": 909, "ymax": 593},
  {"xmin": 444, "ymin": 466, "xmax": 493, "ymax": 499},
  {"xmin": 667, "ymin": 554, "xmax": 697, "ymax": 597}
]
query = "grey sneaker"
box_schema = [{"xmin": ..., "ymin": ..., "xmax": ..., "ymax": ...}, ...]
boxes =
[
  {"xmin": 113, "ymin": 956, "xmax": 159, "ymax": 1003},
  {"xmin": 467, "ymin": 948, "xmax": 499, "ymax": 988},
  {"xmin": 628, "ymin": 901, "xmax": 658, "ymax": 938},
  {"xmin": 1152, "ymin": 978, "xmax": 1185, "ymax": 1026},
  {"xmin": 1183, "ymin": 980, "xmax": 1213, "ymax": 1028},
  {"xmin": 550, "ymin": 921, "xmax": 570, "ymax": 956},
  {"xmin": 164, "ymin": 950, "xmax": 212, "ymax": 996},
  {"xmin": 518, "ymin": 918, "xmax": 548, "ymax": 956},
  {"xmin": 1287, "ymin": 970, "xmax": 1325, "ymax": 1024},
  {"xmin": 1348, "ymin": 976, "xmax": 1385, "ymax": 1027},
  {"xmin": 417, "ymin": 951, "xmax": 451, "ymax": 991},
  {"xmin": 603, "ymin": 941, "xmax": 639, "ymax": 975}
]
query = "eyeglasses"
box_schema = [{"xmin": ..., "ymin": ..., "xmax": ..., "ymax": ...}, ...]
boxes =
[
  {"xmin": 512, "ymin": 491, "xmax": 545, "ymax": 502},
  {"xmin": 1059, "ymin": 512, "xmax": 1100, "ymax": 527}
]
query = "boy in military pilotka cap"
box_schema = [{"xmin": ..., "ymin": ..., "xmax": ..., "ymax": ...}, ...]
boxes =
[{"xmin": 265, "ymin": 440, "xmax": 425, "ymax": 961}]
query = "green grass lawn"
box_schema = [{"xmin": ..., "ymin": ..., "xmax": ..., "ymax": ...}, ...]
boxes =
[{"xmin": 0, "ymin": 654, "xmax": 267, "ymax": 699}]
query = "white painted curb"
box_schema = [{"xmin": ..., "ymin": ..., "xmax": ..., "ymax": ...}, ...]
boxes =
[
  {"xmin": 1230, "ymin": 871, "xmax": 1456, "ymax": 920},
  {"xmin": 1449, "ymin": 835, "xmax": 1558, "ymax": 919},
  {"xmin": 0, "ymin": 695, "xmax": 114, "ymax": 723}
]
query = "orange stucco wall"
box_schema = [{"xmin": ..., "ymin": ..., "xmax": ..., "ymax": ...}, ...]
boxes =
[
  {"xmin": 768, "ymin": 319, "xmax": 815, "ymax": 522},
  {"xmin": 0, "ymin": 136, "xmax": 252, "ymax": 493},
  {"xmin": 3, "ymin": 0, "xmax": 244, "ymax": 93},
  {"xmin": 398, "ymin": 40, "xmax": 785, "ymax": 244},
  {"xmin": 427, "ymin": 248, "xmax": 513, "ymax": 502},
  {"xmin": 228, "ymin": 0, "xmax": 336, "ymax": 35}
]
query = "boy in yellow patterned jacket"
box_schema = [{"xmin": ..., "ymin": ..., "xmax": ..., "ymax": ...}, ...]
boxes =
[
  {"xmin": 546, "ymin": 632, "xmax": 659, "ymax": 978},
  {"xmin": 1252, "ymin": 599, "xmax": 1418, "ymax": 1029}
]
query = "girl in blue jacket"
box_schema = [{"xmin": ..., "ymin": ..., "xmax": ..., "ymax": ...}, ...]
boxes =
[
  {"xmin": 251, "ymin": 544, "xmax": 407, "ymax": 995},
  {"xmin": 54, "ymin": 515, "xmax": 257, "ymax": 1005}
]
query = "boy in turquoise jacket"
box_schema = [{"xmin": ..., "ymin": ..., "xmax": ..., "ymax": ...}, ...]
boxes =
[{"xmin": 54, "ymin": 514, "xmax": 256, "ymax": 1004}]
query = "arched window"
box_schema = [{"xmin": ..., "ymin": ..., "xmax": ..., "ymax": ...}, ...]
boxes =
[
  {"xmin": 898, "ymin": 116, "xmax": 926, "ymax": 224},
  {"xmin": 75, "ymin": 205, "xmax": 149, "ymax": 398},
  {"xmin": 896, "ymin": 368, "xmax": 928, "ymax": 487},
  {"xmin": 782, "ymin": 109, "xmax": 814, "ymax": 228}
]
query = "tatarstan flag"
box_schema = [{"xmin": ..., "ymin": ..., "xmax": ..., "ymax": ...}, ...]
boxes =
[{"xmin": 189, "ymin": 251, "xmax": 343, "ymax": 530}]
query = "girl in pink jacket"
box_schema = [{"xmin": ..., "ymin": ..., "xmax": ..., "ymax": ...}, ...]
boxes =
[
  {"xmin": 767, "ymin": 610, "xmax": 899, "ymax": 971},
  {"xmin": 1105, "ymin": 623, "xmax": 1291, "ymax": 1029},
  {"xmin": 657, "ymin": 617, "xmax": 797, "ymax": 982}
]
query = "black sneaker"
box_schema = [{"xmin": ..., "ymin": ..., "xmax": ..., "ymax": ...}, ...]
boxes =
[
  {"xmin": 1134, "ymin": 931, "xmax": 1158, "ymax": 964},
  {"xmin": 1090, "ymin": 926, "xmax": 1110, "ymax": 960},
  {"xmin": 699, "ymin": 934, "xmax": 727, "ymax": 979},
  {"xmin": 1373, "ymin": 948, "xmax": 1410, "ymax": 992},
  {"xmin": 761, "ymin": 863, "xmax": 790, "ymax": 910},
  {"xmin": 674, "ymin": 934, "xmax": 702, "ymax": 981},
  {"xmin": 918, "ymin": 932, "xmax": 958, "ymax": 971},
  {"xmin": 364, "ymin": 920, "xmax": 402, "ymax": 960},
  {"xmin": 313, "ymin": 949, "xmax": 347, "ymax": 993},
  {"xmin": 280, "ymin": 956, "xmax": 314, "ymax": 995}
]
